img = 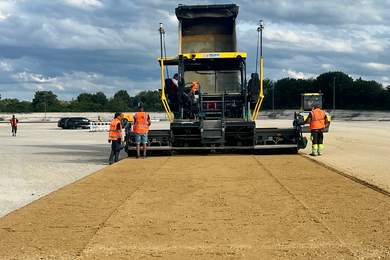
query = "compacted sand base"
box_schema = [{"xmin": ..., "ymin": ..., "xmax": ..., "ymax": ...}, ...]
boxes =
[{"xmin": 0, "ymin": 155, "xmax": 389, "ymax": 259}]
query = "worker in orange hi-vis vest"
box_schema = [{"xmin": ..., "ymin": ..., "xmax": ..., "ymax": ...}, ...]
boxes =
[
  {"xmin": 133, "ymin": 105, "xmax": 151, "ymax": 159},
  {"xmin": 9, "ymin": 115, "xmax": 19, "ymax": 137},
  {"xmin": 108, "ymin": 112, "xmax": 123, "ymax": 165},
  {"xmin": 304, "ymin": 104, "xmax": 329, "ymax": 156}
]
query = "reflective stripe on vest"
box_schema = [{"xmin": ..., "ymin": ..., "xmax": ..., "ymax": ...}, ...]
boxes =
[
  {"xmin": 310, "ymin": 108, "xmax": 326, "ymax": 130},
  {"xmin": 133, "ymin": 112, "xmax": 149, "ymax": 134},
  {"xmin": 108, "ymin": 118, "xmax": 122, "ymax": 140}
]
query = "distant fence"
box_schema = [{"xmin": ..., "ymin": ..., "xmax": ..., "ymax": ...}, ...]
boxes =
[
  {"xmin": 88, "ymin": 119, "xmax": 163, "ymax": 132},
  {"xmin": 89, "ymin": 121, "xmax": 110, "ymax": 132}
]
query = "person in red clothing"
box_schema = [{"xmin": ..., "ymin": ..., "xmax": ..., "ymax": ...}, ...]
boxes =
[
  {"xmin": 9, "ymin": 115, "xmax": 19, "ymax": 137},
  {"xmin": 304, "ymin": 104, "xmax": 329, "ymax": 156}
]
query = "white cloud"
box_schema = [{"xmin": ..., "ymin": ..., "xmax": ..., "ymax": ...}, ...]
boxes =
[
  {"xmin": 10, "ymin": 17, "xmax": 159, "ymax": 51},
  {"xmin": 13, "ymin": 72, "xmax": 56, "ymax": 83},
  {"xmin": 0, "ymin": 10, "xmax": 10, "ymax": 21},
  {"xmin": 321, "ymin": 64, "xmax": 334, "ymax": 70},
  {"xmin": 0, "ymin": 0, "xmax": 13, "ymax": 21},
  {"xmin": 366, "ymin": 62, "xmax": 390, "ymax": 71},
  {"xmin": 0, "ymin": 61, "xmax": 12, "ymax": 72},
  {"xmin": 264, "ymin": 23, "xmax": 354, "ymax": 53},
  {"xmin": 284, "ymin": 69, "xmax": 316, "ymax": 79},
  {"xmin": 64, "ymin": 0, "xmax": 103, "ymax": 10},
  {"xmin": 8, "ymin": 70, "xmax": 159, "ymax": 99},
  {"xmin": 238, "ymin": 21, "xmax": 354, "ymax": 53}
]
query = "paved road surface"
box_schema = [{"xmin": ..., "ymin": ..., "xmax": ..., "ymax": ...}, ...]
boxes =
[
  {"xmin": 1, "ymin": 155, "xmax": 389, "ymax": 259},
  {"xmin": 0, "ymin": 123, "xmax": 109, "ymax": 217}
]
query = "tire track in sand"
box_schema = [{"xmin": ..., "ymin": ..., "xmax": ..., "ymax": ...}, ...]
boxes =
[{"xmin": 252, "ymin": 155, "xmax": 356, "ymax": 257}]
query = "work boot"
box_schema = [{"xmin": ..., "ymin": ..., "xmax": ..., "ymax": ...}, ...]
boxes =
[
  {"xmin": 311, "ymin": 144, "xmax": 318, "ymax": 156},
  {"xmin": 318, "ymin": 144, "xmax": 324, "ymax": 156}
]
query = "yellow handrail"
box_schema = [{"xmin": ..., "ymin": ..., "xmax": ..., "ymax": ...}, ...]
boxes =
[
  {"xmin": 252, "ymin": 57, "xmax": 264, "ymax": 121},
  {"xmin": 159, "ymin": 59, "xmax": 173, "ymax": 122}
]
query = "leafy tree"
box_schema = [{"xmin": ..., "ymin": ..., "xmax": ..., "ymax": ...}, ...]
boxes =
[
  {"xmin": 31, "ymin": 91, "xmax": 60, "ymax": 112},
  {"xmin": 315, "ymin": 71, "xmax": 353, "ymax": 109},
  {"xmin": 135, "ymin": 90, "xmax": 163, "ymax": 111},
  {"xmin": 352, "ymin": 78, "xmax": 383, "ymax": 109},
  {"xmin": 0, "ymin": 98, "xmax": 31, "ymax": 112},
  {"xmin": 67, "ymin": 92, "xmax": 108, "ymax": 112},
  {"xmin": 95, "ymin": 92, "xmax": 108, "ymax": 108},
  {"xmin": 108, "ymin": 90, "xmax": 131, "ymax": 112},
  {"xmin": 272, "ymin": 77, "xmax": 315, "ymax": 109}
]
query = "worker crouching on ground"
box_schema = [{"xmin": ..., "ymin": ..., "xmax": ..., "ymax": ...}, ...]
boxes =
[
  {"xmin": 304, "ymin": 104, "xmax": 329, "ymax": 156},
  {"xmin": 108, "ymin": 112, "xmax": 123, "ymax": 165},
  {"xmin": 10, "ymin": 115, "xmax": 19, "ymax": 137},
  {"xmin": 133, "ymin": 105, "xmax": 151, "ymax": 159}
]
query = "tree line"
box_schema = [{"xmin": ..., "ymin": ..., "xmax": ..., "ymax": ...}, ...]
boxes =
[
  {"xmin": 0, "ymin": 90, "xmax": 163, "ymax": 113},
  {"xmin": 1, "ymin": 71, "xmax": 390, "ymax": 113},
  {"xmin": 261, "ymin": 71, "xmax": 390, "ymax": 110}
]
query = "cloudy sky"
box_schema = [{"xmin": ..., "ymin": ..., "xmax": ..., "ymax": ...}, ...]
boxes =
[{"xmin": 0, "ymin": 0, "xmax": 389, "ymax": 100}]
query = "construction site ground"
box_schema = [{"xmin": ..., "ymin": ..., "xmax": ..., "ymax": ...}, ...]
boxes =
[{"xmin": 0, "ymin": 120, "xmax": 389, "ymax": 258}]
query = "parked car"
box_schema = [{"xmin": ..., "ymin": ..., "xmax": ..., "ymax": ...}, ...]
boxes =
[
  {"xmin": 62, "ymin": 117, "xmax": 91, "ymax": 129},
  {"xmin": 57, "ymin": 117, "xmax": 70, "ymax": 128}
]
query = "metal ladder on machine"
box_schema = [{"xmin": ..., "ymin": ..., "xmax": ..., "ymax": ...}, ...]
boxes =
[{"xmin": 200, "ymin": 93, "xmax": 225, "ymax": 145}]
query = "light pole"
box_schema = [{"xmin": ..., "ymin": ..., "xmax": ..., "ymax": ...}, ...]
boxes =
[
  {"xmin": 159, "ymin": 23, "xmax": 169, "ymax": 78},
  {"xmin": 255, "ymin": 20, "xmax": 264, "ymax": 73},
  {"xmin": 252, "ymin": 19, "xmax": 265, "ymax": 121},
  {"xmin": 259, "ymin": 20, "xmax": 264, "ymax": 59},
  {"xmin": 44, "ymin": 92, "xmax": 47, "ymax": 121},
  {"xmin": 333, "ymin": 76, "xmax": 336, "ymax": 112},
  {"xmin": 159, "ymin": 23, "xmax": 164, "ymax": 59},
  {"xmin": 272, "ymin": 81, "xmax": 275, "ymax": 114}
]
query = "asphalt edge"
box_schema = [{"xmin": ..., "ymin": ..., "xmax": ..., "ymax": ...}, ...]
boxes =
[
  {"xmin": 0, "ymin": 159, "xmax": 126, "ymax": 219},
  {"xmin": 300, "ymin": 154, "xmax": 390, "ymax": 198}
]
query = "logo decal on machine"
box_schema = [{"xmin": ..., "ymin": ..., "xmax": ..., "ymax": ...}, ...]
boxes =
[{"xmin": 202, "ymin": 53, "xmax": 220, "ymax": 58}]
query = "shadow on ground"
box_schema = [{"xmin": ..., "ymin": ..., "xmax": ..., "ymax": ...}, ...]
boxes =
[{"xmin": 20, "ymin": 144, "xmax": 110, "ymax": 165}]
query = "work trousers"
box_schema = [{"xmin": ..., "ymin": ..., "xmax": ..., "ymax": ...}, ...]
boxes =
[
  {"xmin": 311, "ymin": 129, "xmax": 324, "ymax": 154},
  {"xmin": 311, "ymin": 129, "xmax": 324, "ymax": 145},
  {"xmin": 109, "ymin": 139, "xmax": 121, "ymax": 164},
  {"xmin": 11, "ymin": 125, "xmax": 17, "ymax": 136}
]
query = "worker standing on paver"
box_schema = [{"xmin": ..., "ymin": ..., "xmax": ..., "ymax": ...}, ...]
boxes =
[
  {"xmin": 108, "ymin": 112, "xmax": 122, "ymax": 165},
  {"xmin": 305, "ymin": 104, "xmax": 329, "ymax": 156},
  {"xmin": 133, "ymin": 105, "xmax": 151, "ymax": 159},
  {"xmin": 9, "ymin": 115, "xmax": 19, "ymax": 137}
]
